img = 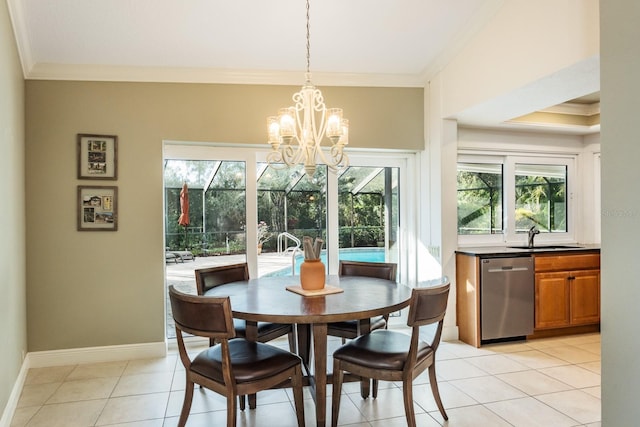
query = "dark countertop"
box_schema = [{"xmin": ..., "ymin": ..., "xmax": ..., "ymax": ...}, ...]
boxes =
[{"xmin": 456, "ymin": 244, "xmax": 601, "ymax": 257}]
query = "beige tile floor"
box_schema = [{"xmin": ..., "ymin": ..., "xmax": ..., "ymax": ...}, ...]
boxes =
[{"xmin": 11, "ymin": 332, "xmax": 601, "ymax": 427}]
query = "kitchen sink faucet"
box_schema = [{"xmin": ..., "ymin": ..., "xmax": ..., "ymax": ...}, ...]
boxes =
[{"xmin": 528, "ymin": 226, "xmax": 540, "ymax": 248}]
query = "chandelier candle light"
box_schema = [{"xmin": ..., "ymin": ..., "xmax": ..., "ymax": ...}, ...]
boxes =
[{"xmin": 266, "ymin": 0, "xmax": 349, "ymax": 178}]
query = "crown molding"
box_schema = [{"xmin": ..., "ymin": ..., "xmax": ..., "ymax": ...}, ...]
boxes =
[
  {"xmin": 25, "ymin": 63, "xmax": 426, "ymax": 88},
  {"xmin": 7, "ymin": 0, "xmax": 34, "ymax": 78},
  {"xmin": 539, "ymin": 102, "xmax": 600, "ymax": 116},
  {"xmin": 501, "ymin": 119, "xmax": 601, "ymax": 135}
]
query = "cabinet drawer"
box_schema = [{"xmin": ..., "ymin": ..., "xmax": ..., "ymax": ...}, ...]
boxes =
[{"xmin": 534, "ymin": 253, "xmax": 600, "ymax": 272}]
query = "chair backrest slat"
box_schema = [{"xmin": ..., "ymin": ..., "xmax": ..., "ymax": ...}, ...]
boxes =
[
  {"xmin": 407, "ymin": 283, "xmax": 450, "ymax": 328},
  {"xmin": 195, "ymin": 263, "xmax": 250, "ymax": 295},
  {"xmin": 169, "ymin": 285, "xmax": 235, "ymax": 339},
  {"xmin": 339, "ymin": 261, "xmax": 397, "ymax": 281}
]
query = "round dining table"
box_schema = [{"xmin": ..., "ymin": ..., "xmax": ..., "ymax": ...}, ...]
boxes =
[{"xmin": 205, "ymin": 274, "xmax": 414, "ymax": 427}]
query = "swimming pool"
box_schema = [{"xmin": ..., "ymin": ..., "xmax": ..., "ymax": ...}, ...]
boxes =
[{"xmin": 266, "ymin": 247, "xmax": 385, "ymax": 277}]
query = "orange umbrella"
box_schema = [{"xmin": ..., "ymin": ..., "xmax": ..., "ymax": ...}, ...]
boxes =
[{"xmin": 178, "ymin": 183, "xmax": 190, "ymax": 226}]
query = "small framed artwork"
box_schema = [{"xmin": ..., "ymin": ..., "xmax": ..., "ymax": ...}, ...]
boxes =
[
  {"xmin": 77, "ymin": 133, "xmax": 118, "ymax": 180},
  {"xmin": 77, "ymin": 185, "xmax": 118, "ymax": 231}
]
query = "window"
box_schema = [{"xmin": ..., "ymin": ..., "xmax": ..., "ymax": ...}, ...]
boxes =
[
  {"xmin": 457, "ymin": 155, "xmax": 574, "ymax": 244},
  {"xmin": 514, "ymin": 163, "xmax": 567, "ymax": 233},
  {"xmin": 457, "ymin": 163, "xmax": 503, "ymax": 235}
]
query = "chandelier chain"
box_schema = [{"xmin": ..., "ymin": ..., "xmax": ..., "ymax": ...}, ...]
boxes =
[{"xmin": 305, "ymin": 0, "xmax": 311, "ymax": 75}]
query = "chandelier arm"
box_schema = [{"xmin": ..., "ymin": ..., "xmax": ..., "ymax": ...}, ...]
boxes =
[
  {"xmin": 282, "ymin": 142, "xmax": 304, "ymax": 166},
  {"xmin": 312, "ymin": 109, "xmax": 322, "ymax": 148},
  {"xmin": 266, "ymin": 151, "xmax": 285, "ymax": 167},
  {"xmin": 293, "ymin": 141, "xmax": 306, "ymax": 165},
  {"xmin": 312, "ymin": 88, "xmax": 325, "ymax": 111},
  {"xmin": 311, "ymin": 88, "xmax": 327, "ymax": 146},
  {"xmin": 315, "ymin": 145, "xmax": 349, "ymax": 169},
  {"xmin": 292, "ymin": 89, "xmax": 306, "ymax": 147},
  {"xmin": 329, "ymin": 144, "xmax": 346, "ymax": 161}
]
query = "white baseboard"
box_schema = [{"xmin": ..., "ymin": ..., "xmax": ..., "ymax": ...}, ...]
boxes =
[
  {"xmin": 166, "ymin": 335, "xmax": 208, "ymax": 353},
  {"xmin": 0, "ymin": 358, "xmax": 29, "ymax": 427},
  {"xmin": 0, "ymin": 341, "xmax": 167, "ymax": 426},
  {"xmin": 27, "ymin": 341, "xmax": 167, "ymax": 368}
]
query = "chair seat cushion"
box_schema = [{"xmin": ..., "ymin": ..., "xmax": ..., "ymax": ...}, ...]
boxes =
[
  {"xmin": 191, "ymin": 339, "xmax": 301, "ymax": 383},
  {"xmin": 327, "ymin": 316, "xmax": 386, "ymax": 336},
  {"xmin": 333, "ymin": 330, "xmax": 432, "ymax": 371},
  {"xmin": 233, "ymin": 319, "xmax": 291, "ymax": 337}
]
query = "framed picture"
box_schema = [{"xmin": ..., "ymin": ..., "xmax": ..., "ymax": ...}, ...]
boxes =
[
  {"xmin": 77, "ymin": 186, "xmax": 118, "ymax": 231},
  {"xmin": 77, "ymin": 134, "xmax": 118, "ymax": 179}
]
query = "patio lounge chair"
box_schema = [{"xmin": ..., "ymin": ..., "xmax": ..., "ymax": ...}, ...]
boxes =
[
  {"xmin": 166, "ymin": 249, "xmax": 194, "ymax": 263},
  {"xmin": 166, "ymin": 251, "xmax": 180, "ymax": 263},
  {"xmin": 166, "ymin": 250, "xmax": 194, "ymax": 263},
  {"xmin": 172, "ymin": 251, "xmax": 194, "ymax": 261}
]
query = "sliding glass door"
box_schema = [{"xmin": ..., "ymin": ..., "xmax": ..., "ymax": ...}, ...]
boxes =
[{"xmin": 163, "ymin": 144, "xmax": 413, "ymax": 336}]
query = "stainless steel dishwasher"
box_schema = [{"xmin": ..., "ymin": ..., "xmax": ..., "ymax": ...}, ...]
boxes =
[{"xmin": 481, "ymin": 256, "xmax": 534, "ymax": 342}]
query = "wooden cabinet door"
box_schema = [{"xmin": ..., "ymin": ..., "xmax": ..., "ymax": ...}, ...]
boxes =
[
  {"xmin": 535, "ymin": 272, "xmax": 570, "ymax": 329},
  {"xmin": 570, "ymin": 270, "xmax": 601, "ymax": 325}
]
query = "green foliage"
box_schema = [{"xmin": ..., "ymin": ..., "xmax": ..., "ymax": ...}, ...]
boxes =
[
  {"xmin": 457, "ymin": 170, "xmax": 502, "ymax": 234},
  {"xmin": 165, "ymin": 161, "xmax": 395, "ymax": 253},
  {"xmin": 259, "ymin": 190, "xmax": 286, "ymax": 232},
  {"xmin": 338, "ymin": 226, "xmax": 383, "ymax": 247},
  {"xmin": 205, "ymin": 189, "xmax": 246, "ymax": 232},
  {"xmin": 515, "ymin": 176, "xmax": 566, "ymax": 232}
]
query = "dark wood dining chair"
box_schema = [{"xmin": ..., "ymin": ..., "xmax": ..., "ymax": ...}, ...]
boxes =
[
  {"xmin": 331, "ymin": 282, "xmax": 451, "ymax": 427},
  {"xmin": 168, "ymin": 286, "xmax": 305, "ymax": 427},
  {"xmin": 195, "ymin": 263, "xmax": 297, "ymax": 410},
  {"xmin": 195, "ymin": 263, "xmax": 296, "ymax": 353},
  {"xmin": 326, "ymin": 261, "xmax": 398, "ymax": 341}
]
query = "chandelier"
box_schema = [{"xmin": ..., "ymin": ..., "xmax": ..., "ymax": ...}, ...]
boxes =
[{"xmin": 266, "ymin": 0, "xmax": 349, "ymax": 178}]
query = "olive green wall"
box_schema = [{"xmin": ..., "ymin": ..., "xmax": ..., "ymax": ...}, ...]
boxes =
[
  {"xmin": 0, "ymin": 0, "xmax": 26, "ymax": 417},
  {"xmin": 24, "ymin": 80, "xmax": 423, "ymax": 351}
]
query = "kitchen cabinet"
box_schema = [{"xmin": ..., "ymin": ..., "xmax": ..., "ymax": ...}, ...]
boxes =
[
  {"xmin": 455, "ymin": 247, "xmax": 600, "ymax": 347},
  {"xmin": 455, "ymin": 253, "xmax": 481, "ymax": 347},
  {"xmin": 534, "ymin": 253, "xmax": 600, "ymax": 330}
]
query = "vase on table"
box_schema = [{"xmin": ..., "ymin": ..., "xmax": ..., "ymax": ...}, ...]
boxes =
[{"xmin": 300, "ymin": 259, "xmax": 326, "ymax": 291}]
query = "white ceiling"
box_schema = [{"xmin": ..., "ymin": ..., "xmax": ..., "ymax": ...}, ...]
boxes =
[
  {"xmin": 7, "ymin": 0, "xmax": 505, "ymax": 86},
  {"xmin": 7, "ymin": 0, "xmax": 599, "ymax": 134}
]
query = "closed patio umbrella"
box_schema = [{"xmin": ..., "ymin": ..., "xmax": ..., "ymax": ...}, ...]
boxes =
[{"xmin": 178, "ymin": 182, "xmax": 190, "ymax": 248}]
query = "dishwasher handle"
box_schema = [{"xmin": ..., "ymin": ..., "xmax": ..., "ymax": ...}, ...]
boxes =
[{"xmin": 486, "ymin": 266, "xmax": 530, "ymax": 273}]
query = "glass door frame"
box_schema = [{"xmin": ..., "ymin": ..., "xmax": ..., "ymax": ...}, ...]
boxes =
[{"xmin": 164, "ymin": 142, "xmax": 418, "ymax": 282}]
